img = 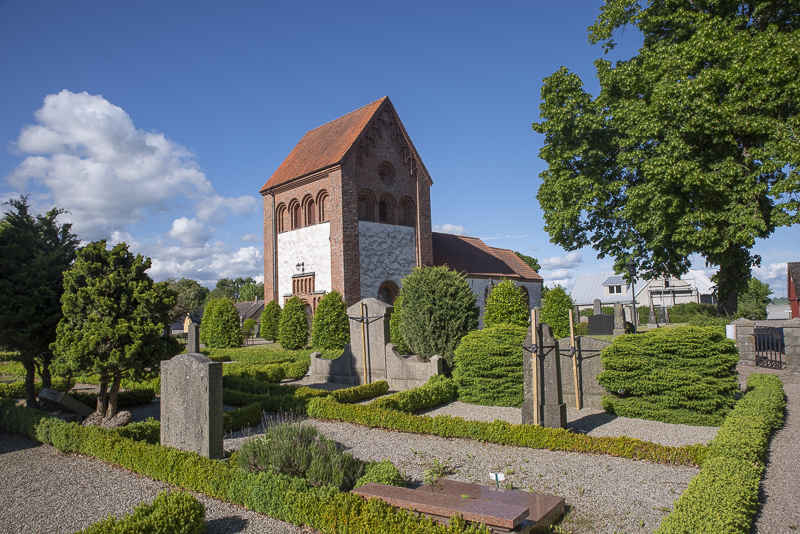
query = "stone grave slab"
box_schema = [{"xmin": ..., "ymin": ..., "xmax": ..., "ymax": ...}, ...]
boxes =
[
  {"xmin": 353, "ymin": 483, "xmax": 529, "ymax": 531},
  {"xmin": 417, "ymin": 479, "xmax": 565, "ymax": 532},
  {"xmin": 38, "ymin": 388, "xmax": 95, "ymax": 418},
  {"xmin": 160, "ymin": 352, "xmax": 223, "ymax": 459},
  {"xmin": 587, "ymin": 314, "xmax": 613, "ymax": 335}
]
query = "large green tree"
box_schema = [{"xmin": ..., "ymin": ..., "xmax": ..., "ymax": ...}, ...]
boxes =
[
  {"xmin": 514, "ymin": 252, "xmax": 541, "ymax": 272},
  {"xmin": 163, "ymin": 277, "xmax": 209, "ymax": 323},
  {"xmin": 0, "ymin": 196, "xmax": 79, "ymax": 407},
  {"xmin": 205, "ymin": 277, "xmax": 256, "ymax": 303},
  {"xmin": 52, "ymin": 241, "xmax": 176, "ymax": 418},
  {"xmin": 736, "ymin": 277, "xmax": 772, "ymax": 320},
  {"xmin": 533, "ymin": 1, "xmax": 799, "ymax": 315}
]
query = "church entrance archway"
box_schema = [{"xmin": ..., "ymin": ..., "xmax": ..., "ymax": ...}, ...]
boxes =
[{"xmin": 377, "ymin": 281, "xmax": 399, "ymax": 305}]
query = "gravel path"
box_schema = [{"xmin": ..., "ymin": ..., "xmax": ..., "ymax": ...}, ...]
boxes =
[{"xmin": 2, "ymin": 365, "xmax": 796, "ymax": 533}]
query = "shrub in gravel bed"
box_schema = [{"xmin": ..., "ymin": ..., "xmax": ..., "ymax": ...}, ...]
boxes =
[
  {"xmin": 0, "ymin": 399, "xmax": 488, "ymax": 534},
  {"xmin": 112, "ymin": 417, "xmax": 161, "ymax": 444},
  {"xmin": 598, "ymin": 326, "xmax": 740, "ymax": 425},
  {"xmin": 74, "ymin": 490, "xmax": 205, "ymax": 534},
  {"xmin": 656, "ymin": 373, "xmax": 786, "ymax": 534},
  {"xmin": 330, "ymin": 380, "xmax": 389, "ymax": 403},
  {"xmin": 370, "ymin": 375, "xmax": 457, "ymax": 413},
  {"xmin": 223, "ymin": 402, "xmax": 263, "ymax": 432},
  {"xmin": 307, "ymin": 395, "xmax": 706, "ymax": 466},
  {"xmin": 452, "ymin": 324, "xmax": 527, "ymax": 407}
]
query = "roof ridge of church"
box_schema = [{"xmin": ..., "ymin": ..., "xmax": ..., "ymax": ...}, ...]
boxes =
[{"xmin": 260, "ymin": 97, "xmax": 390, "ymax": 193}]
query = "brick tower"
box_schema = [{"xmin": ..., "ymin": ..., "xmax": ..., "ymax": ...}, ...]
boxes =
[{"xmin": 261, "ymin": 97, "xmax": 433, "ymax": 308}]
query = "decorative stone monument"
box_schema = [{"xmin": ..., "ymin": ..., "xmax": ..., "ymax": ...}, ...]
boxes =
[
  {"xmin": 587, "ymin": 314, "xmax": 613, "ymax": 335},
  {"xmin": 784, "ymin": 318, "xmax": 800, "ymax": 374},
  {"xmin": 658, "ymin": 306, "xmax": 667, "ymax": 324},
  {"xmin": 187, "ymin": 323, "xmax": 200, "ymax": 353},
  {"xmin": 593, "ymin": 299, "xmax": 602, "ymax": 316},
  {"xmin": 522, "ymin": 323, "xmax": 567, "ymax": 429},
  {"xmin": 612, "ymin": 303, "xmax": 626, "ymax": 337},
  {"xmin": 160, "ymin": 352, "xmax": 223, "ymax": 459}
]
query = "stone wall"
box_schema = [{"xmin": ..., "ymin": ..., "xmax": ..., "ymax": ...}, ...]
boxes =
[{"xmin": 358, "ymin": 221, "xmax": 416, "ymax": 300}]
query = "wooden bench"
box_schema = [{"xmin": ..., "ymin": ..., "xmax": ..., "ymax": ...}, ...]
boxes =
[{"xmin": 352, "ymin": 480, "xmax": 565, "ymax": 533}]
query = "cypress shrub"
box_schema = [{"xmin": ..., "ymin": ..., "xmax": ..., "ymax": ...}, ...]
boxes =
[
  {"xmin": 669, "ymin": 302, "xmax": 718, "ymax": 323},
  {"xmin": 200, "ymin": 299, "xmax": 243, "ymax": 349},
  {"xmin": 311, "ymin": 291, "xmax": 350, "ymax": 351},
  {"xmin": 453, "ymin": 324, "xmax": 527, "ymax": 406},
  {"xmin": 483, "ymin": 280, "xmax": 530, "ymax": 328},
  {"xmin": 389, "ymin": 295, "xmax": 412, "ymax": 354},
  {"xmin": 260, "ymin": 300, "xmax": 282, "ymax": 341},
  {"xmin": 242, "ymin": 318, "xmax": 256, "ymax": 332},
  {"xmin": 397, "ymin": 266, "xmax": 479, "ymax": 366},
  {"xmin": 279, "ymin": 296, "xmax": 308, "ymax": 350},
  {"xmin": 598, "ymin": 326, "xmax": 740, "ymax": 425},
  {"xmin": 539, "ymin": 285, "xmax": 575, "ymax": 339}
]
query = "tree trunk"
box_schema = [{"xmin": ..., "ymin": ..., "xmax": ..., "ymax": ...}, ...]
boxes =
[
  {"xmin": 107, "ymin": 375, "xmax": 122, "ymax": 419},
  {"xmin": 96, "ymin": 380, "xmax": 109, "ymax": 417},
  {"xmin": 40, "ymin": 356, "xmax": 52, "ymax": 389},
  {"xmin": 716, "ymin": 258, "xmax": 745, "ymax": 317},
  {"xmin": 21, "ymin": 357, "xmax": 38, "ymax": 408}
]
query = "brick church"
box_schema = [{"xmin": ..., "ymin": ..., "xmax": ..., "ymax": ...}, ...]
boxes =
[{"xmin": 260, "ymin": 97, "xmax": 542, "ymax": 319}]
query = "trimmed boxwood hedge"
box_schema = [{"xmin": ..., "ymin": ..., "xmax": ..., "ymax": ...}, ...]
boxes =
[
  {"xmin": 452, "ymin": 324, "xmax": 527, "ymax": 407},
  {"xmin": 371, "ymin": 376, "xmax": 457, "ymax": 413},
  {"xmin": 308, "ymin": 394, "xmax": 705, "ymax": 466},
  {"xmin": 656, "ymin": 373, "xmax": 785, "ymax": 533},
  {"xmin": 0, "ymin": 399, "xmax": 490, "ymax": 534},
  {"xmin": 75, "ymin": 490, "xmax": 205, "ymax": 534},
  {"xmin": 598, "ymin": 326, "xmax": 740, "ymax": 425}
]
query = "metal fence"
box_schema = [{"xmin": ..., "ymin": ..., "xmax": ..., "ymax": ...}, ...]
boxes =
[{"xmin": 754, "ymin": 326, "xmax": 786, "ymax": 370}]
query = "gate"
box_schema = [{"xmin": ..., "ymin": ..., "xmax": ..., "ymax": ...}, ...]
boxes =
[{"xmin": 754, "ymin": 326, "xmax": 786, "ymax": 369}]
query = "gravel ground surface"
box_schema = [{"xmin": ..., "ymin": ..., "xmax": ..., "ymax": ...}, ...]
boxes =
[{"xmin": 1, "ymin": 364, "xmax": 796, "ymax": 533}]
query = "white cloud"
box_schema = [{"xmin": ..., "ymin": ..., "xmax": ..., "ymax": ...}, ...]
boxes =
[
  {"xmin": 543, "ymin": 268, "xmax": 571, "ymax": 280},
  {"xmin": 540, "ymin": 251, "xmax": 583, "ymax": 270},
  {"xmin": 544, "ymin": 279, "xmax": 571, "ymax": 289},
  {"xmin": 6, "ymin": 90, "xmax": 258, "ymax": 241},
  {"xmin": 167, "ymin": 217, "xmax": 213, "ymax": 247},
  {"xmin": 433, "ymin": 223, "xmax": 468, "ymax": 236},
  {"xmin": 148, "ymin": 244, "xmax": 263, "ymax": 287},
  {"xmin": 240, "ymin": 233, "xmax": 261, "ymax": 242},
  {"xmin": 753, "ymin": 262, "xmax": 787, "ymax": 288}
]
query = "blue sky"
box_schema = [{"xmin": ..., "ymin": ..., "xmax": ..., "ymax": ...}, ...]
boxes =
[{"xmin": 1, "ymin": 1, "xmax": 795, "ymax": 296}]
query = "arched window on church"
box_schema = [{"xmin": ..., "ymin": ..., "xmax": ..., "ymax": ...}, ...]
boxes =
[
  {"xmin": 358, "ymin": 190, "xmax": 375, "ymax": 221},
  {"xmin": 519, "ymin": 285, "xmax": 530, "ymax": 308},
  {"xmin": 377, "ymin": 280, "xmax": 399, "ymax": 305},
  {"xmin": 276, "ymin": 203, "xmax": 287, "ymax": 233},
  {"xmin": 378, "ymin": 194, "xmax": 395, "ymax": 224},
  {"xmin": 289, "ymin": 200, "xmax": 301, "ymax": 230},
  {"xmin": 399, "ymin": 197, "xmax": 415, "ymax": 226},
  {"xmin": 303, "ymin": 195, "xmax": 315, "ymax": 226},
  {"xmin": 317, "ymin": 190, "xmax": 329, "ymax": 222}
]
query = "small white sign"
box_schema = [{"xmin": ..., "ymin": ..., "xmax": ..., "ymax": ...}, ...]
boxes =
[{"xmin": 489, "ymin": 472, "xmax": 506, "ymax": 481}]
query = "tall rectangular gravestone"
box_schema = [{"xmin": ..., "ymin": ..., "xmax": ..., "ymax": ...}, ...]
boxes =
[
  {"xmin": 161, "ymin": 352, "xmax": 223, "ymax": 459},
  {"xmin": 187, "ymin": 323, "xmax": 200, "ymax": 354},
  {"xmin": 613, "ymin": 303, "xmax": 626, "ymax": 337},
  {"xmin": 522, "ymin": 323, "xmax": 567, "ymax": 429}
]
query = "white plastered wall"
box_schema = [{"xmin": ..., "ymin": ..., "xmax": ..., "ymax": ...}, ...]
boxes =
[
  {"xmin": 358, "ymin": 221, "xmax": 416, "ymax": 299},
  {"xmin": 277, "ymin": 222, "xmax": 332, "ymax": 303}
]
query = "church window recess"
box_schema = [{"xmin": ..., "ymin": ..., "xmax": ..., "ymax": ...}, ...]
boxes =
[
  {"xmin": 377, "ymin": 280, "xmax": 399, "ymax": 305},
  {"xmin": 289, "ymin": 200, "xmax": 301, "ymax": 230},
  {"xmin": 276, "ymin": 203, "xmax": 288, "ymax": 233},
  {"xmin": 358, "ymin": 189, "xmax": 376, "ymax": 221},
  {"xmin": 316, "ymin": 190, "xmax": 329, "ymax": 222},
  {"xmin": 378, "ymin": 194, "xmax": 396, "ymax": 224},
  {"xmin": 399, "ymin": 197, "xmax": 415, "ymax": 226},
  {"xmin": 292, "ymin": 273, "xmax": 315, "ymax": 295},
  {"xmin": 519, "ymin": 285, "xmax": 530, "ymax": 308},
  {"xmin": 302, "ymin": 195, "xmax": 316, "ymax": 226}
]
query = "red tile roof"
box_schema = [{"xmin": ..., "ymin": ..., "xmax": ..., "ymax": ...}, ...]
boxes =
[
  {"xmin": 260, "ymin": 97, "xmax": 388, "ymax": 192},
  {"xmin": 432, "ymin": 233, "xmax": 543, "ymax": 282}
]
